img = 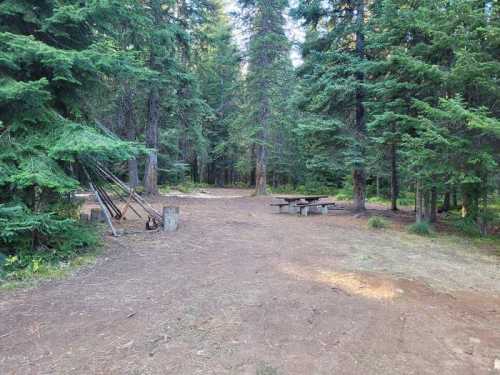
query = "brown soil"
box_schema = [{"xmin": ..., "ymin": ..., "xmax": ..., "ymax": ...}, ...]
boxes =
[{"xmin": 1, "ymin": 188, "xmax": 499, "ymax": 374}]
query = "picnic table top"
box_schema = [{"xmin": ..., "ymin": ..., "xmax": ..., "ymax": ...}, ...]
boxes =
[{"xmin": 275, "ymin": 195, "xmax": 328, "ymax": 202}]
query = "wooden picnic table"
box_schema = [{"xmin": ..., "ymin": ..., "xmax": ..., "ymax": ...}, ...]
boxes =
[
  {"xmin": 271, "ymin": 195, "xmax": 341, "ymax": 216},
  {"xmin": 275, "ymin": 195, "xmax": 328, "ymax": 203},
  {"xmin": 272, "ymin": 196, "xmax": 329, "ymax": 214}
]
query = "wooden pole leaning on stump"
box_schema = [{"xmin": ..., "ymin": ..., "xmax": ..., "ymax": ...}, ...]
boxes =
[{"xmin": 162, "ymin": 206, "xmax": 179, "ymax": 232}]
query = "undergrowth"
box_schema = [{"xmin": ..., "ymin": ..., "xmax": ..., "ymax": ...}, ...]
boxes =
[
  {"xmin": 407, "ymin": 221, "xmax": 434, "ymax": 236},
  {"xmin": 0, "ymin": 223, "xmax": 101, "ymax": 290},
  {"xmin": 367, "ymin": 216, "xmax": 389, "ymax": 229}
]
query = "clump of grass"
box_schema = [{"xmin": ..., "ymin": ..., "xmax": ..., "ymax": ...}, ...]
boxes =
[
  {"xmin": 174, "ymin": 181, "xmax": 211, "ymax": 193},
  {"xmin": 367, "ymin": 216, "xmax": 389, "ymax": 229},
  {"xmin": 159, "ymin": 185, "xmax": 171, "ymax": 194},
  {"xmin": 407, "ymin": 221, "xmax": 434, "ymax": 236}
]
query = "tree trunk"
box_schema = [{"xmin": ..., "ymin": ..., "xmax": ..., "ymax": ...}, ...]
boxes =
[
  {"xmin": 255, "ymin": 142, "xmax": 268, "ymax": 195},
  {"xmin": 452, "ymin": 188, "xmax": 458, "ymax": 208},
  {"xmin": 353, "ymin": 0, "xmax": 366, "ymax": 211},
  {"xmin": 144, "ymin": 86, "xmax": 160, "ymax": 195},
  {"xmin": 376, "ymin": 175, "xmax": 380, "ymax": 197},
  {"xmin": 390, "ymin": 143, "xmax": 398, "ymax": 211},
  {"xmin": 443, "ymin": 191, "xmax": 450, "ymax": 212},
  {"xmin": 416, "ymin": 181, "xmax": 423, "ymax": 222},
  {"xmin": 353, "ymin": 169, "xmax": 366, "ymax": 210},
  {"xmin": 430, "ymin": 187, "xmax": 437, "ymax": 223},
  {"xmin": 123, "ymin": 86, "xmax": 139, "ymax": 188},
  {"xmin": 417, "ymin": 186, "xmax": 432, "ymax": 223}
]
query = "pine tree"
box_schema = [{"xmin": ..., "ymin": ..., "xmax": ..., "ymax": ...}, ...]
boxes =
[
  {"xmin": 294, "ymin": 0, "xmax": 368, "ymax": 209},
  {"xmin": 0, "ymin": 1, "xmax": 138, "ymax": 252},
  {"xmin": 195, "ymin": 1, "xmax": 243, "ymax": 186},
  {"xmin": 367, "ymin": 0, "xmax": 499, "ymax": 222},
  {"xmin": 239, "ymin": 0, "xmax": 292, "ymax": 195}
]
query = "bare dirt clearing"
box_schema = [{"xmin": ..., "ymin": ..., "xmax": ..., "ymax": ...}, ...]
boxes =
[{"xmin": 1, "ymin": 189, "xmax": 499, "ymax": 374}]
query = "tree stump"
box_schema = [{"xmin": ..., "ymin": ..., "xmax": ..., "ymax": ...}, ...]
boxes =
[
  {"xmin": 80, "ymin": 213, "xmax": 89, "ymax": 223},
  {"xmin": 162, "ymin": 206, "xmax": 179, "ymax": 232}
]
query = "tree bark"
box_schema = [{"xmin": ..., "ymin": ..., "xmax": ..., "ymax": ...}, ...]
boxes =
[
  {"xmin": 143, "ymin": 0, "xmax": 163, "ymax": 196},
  {"xmin": 255, "ymin": 141, "xmax": 268, "ymax": 195},
  {"xmin": 123, "ymin": 86, "xmax": 139, "ymax": 188},
  {"xmin": 390, "ymin": 143, "xmax": 399, "ymax": 211},
  {"xmin": 452, "ymin": 188, "xmax": 458, "ymax": 208},
  {"xmin": 443, "ymin": 191, "xmax": 450, "ymax": 212},
  {"xmin": 415, "ymin": 180, "xmax": 425, "ymax": 223},
  {"xmin": 416, "ymin": 184, "xmax": 435, "ymax": 223},
  {"xmin": 430, "ymin": 187, "xmax": 437, "ymax": 223},
  {"xmin": 353, "ymin": 0, "xmax": 366, "ymax": 211},
  {"xmin": 144, "ymin": 86, "xmax": 160, "ymax": 195}
]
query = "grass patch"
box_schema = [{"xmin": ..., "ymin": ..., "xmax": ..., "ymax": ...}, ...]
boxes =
[
  {"xmin": 407, "ymin": 221, "xmax": 434, "ymax": 236},
  {"xmin": 0, "ymin": 251, "xmax": 99, "ymax": 291},
  {"xmin": 159, "ymin": 185, "xmax": 171, "ymax": 194},
  {"xmin": 367, "ymin": 216, "xmax": 389, "ymax": 229},
  {"xmin": 173, "ymin": 181, "xmax": 211, "ymax": 193}
]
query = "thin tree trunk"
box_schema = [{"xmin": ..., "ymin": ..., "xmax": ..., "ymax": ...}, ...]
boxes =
[
  {"xmin": 123, "ymin": 86, "xmax": 139, "ymax": 188},
  {"xmin": 255, "ymin": 141, "xmax": 268, "ymax": 195},
  {"xmin": 143, "ymin": 0, "xmax": 163, "ymax": 195},
  {"xmin": 452, "ymin": 188, "xmax": 458, "ymax": 208},
  {"xmin": 430, "ymin": 187, "xmax": 437, "ymax": 223},
  {"xmin": 390, "ymin": 143, "xmax": 399, "ymax": 211},
  {"xmin": 443, "ymin": 191, "xmax": 450, "ymax": 212},
  {"xmin": 376, "ymin": 175, "xmax": 380, "ymax": 197},
  {"xmin": 416, "ymin": 180, "xmax": 425, "ymax": 223},
  {"xmin": 144, "ymin": 86, "xmax": 160, "ymax": 195},
  {"xmin": 353, "ymin": 0, "xmax": 366, "ymax": 211}
]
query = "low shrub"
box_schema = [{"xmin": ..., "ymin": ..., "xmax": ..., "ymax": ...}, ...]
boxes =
[
  {"xmin": 0, "ymin": 223, "xmax": 100, "ymax": 284},
  {"xmin": 159, "ymin": 185, "xmax": 171, "ymax": 194},
  {"xmin": 407, "ymin": 221, "xmax": 434, "ymax": 236},
  {"xmin": 452, "ymin": 218, "xmax": 481, "ymax": 237},
  {"xmin": 367, "ymin": 216, "xmax": 389, "ymax": 229}
]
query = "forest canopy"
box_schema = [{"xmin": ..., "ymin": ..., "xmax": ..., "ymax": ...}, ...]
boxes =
[{"xmin": 0, "ymin": 0, "xmax": 499, "ymax": 265}]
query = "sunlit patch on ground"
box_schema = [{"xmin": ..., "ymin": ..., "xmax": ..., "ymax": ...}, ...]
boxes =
[{"xmin": 280, "ymin": 264, "xmax": 400, "ymax": 300}]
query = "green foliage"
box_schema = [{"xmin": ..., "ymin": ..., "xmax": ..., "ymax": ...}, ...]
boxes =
[
  {"xmin": 0, "ymin": 0, "xmax": 139, "ymax": 264},
  {"xmin": 407, "ymin": 222, "xmax": 434, "ymax": 236},
  {"xmin": 452, "ymin": 218, "xmax": 483, "ymax": 237},
  {"xmin": 0, "ymin": 223, "xmax": 100, "ymax": 285},
  {"xmin": 367, "ymin": 217, "xmax": 389, "ymax": 229}
]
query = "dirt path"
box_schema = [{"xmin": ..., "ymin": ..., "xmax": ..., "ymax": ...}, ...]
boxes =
[{"xmin": 1, "ymin": 189, "xmax": 500, "ymax": 374}]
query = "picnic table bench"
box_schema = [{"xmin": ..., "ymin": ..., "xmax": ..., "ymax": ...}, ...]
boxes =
[
  {"xmin": 296, "ymin": 201, "xmax": 336, "ymax": 216},
  {"xmin": 271, "ymin": 195, "xmax": 336, "ymax": 216}
]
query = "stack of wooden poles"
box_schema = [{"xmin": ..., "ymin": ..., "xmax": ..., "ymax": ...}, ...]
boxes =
[{"xmin": 81, "ymin": 158, "xmax": 163, "ymax": 236}]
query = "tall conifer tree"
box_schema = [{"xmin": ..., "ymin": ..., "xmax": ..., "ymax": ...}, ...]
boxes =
[{"xmin": 239, "ymin": 0, "xmax": 291, "ymax": 195}]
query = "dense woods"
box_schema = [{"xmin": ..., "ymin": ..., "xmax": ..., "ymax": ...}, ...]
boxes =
[{"xmin": 0, "ymin": 1, "xmax": 499, "ymax": 270}]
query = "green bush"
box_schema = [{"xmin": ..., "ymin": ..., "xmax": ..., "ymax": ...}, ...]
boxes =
[
  {"xmin": 407, "ymin": 221, "xmax": 434, "ymax": 236},
  {"xmin": 1, "ymin": 223, "xmax": 100, "ymax": 282},
  {"xmin": 159, "ymin": 185, "xmax": 171, "ymax": 194},
  {"xmin": 452, "ymin": 218, "xmax": 481, "ymax": 237},
  {"xmin": 367, "ymin": 216, "xmax": 389, "ymax": 229}
]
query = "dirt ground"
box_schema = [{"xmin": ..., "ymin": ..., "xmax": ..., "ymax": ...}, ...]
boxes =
[{"xmin": 1, "ymin": 188, "xmax": 500, "ymax": 375}]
